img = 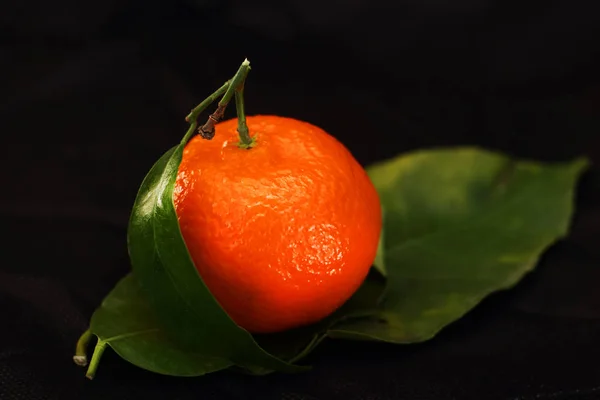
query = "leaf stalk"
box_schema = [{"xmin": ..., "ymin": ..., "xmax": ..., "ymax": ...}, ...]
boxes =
[
  {"xmin": 85, "ymin": 341, "xmax": 108, "ymax": 380},
  {"xmin": 73, "ymin": 329, "xmax": 93, "ymax": 367}
]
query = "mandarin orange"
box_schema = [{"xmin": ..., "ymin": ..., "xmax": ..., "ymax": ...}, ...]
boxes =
[{"xmin": 173, "ymin": 115, "xmax": 381, "ymax": 333}]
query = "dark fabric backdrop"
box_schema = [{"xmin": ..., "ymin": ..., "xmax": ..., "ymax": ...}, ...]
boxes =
[{"xmin": 2, "ymin": 1, "xmax": 600, "ymax": 399}]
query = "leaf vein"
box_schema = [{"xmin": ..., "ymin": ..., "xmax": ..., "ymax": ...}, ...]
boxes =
[{"xmin": 104, "ymin": 328, "xmax": 160, "ymax": 343}]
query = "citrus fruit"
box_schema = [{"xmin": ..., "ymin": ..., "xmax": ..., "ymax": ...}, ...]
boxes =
[{"xmin": 173, "ymin": 115, "xmax": 382, "ymax": 333}]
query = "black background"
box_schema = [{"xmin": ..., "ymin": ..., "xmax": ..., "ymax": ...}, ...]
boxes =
[{"xmin": 2, "ymin": 1, "xmax": 600, "ymax": 399}]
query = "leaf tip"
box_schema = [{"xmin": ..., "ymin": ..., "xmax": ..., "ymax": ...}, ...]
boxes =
[{"xmin": 571, "ymin": 156, "xmax": 592, "ymax": 175}]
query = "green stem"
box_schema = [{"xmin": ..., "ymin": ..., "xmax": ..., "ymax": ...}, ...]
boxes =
[
  {"xmin": 235, "ymin": 84, "xmax": 254, "ymax": 148},
  {"xmin": 199, "ymin": 59, "xmax": 251, "ymax": 140},
  {"xmin": 181, "ymin": 80, "xmax": 231, "ymax": 145},
  {"xmin": 219, "ymin": 59, "xmax": 251, "ymax": 108},
  {"xmin": 73, "ymin": 329, "xmax": 93, "ymax": 367},
  {"xmin": 85, "ymin": 340, "xmax": 108, "ymax": 380}
]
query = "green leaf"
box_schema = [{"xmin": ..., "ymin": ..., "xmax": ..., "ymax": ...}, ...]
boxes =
[
  {"xmin": 329, "ymin": 147, "xmax": 589, "ymax": 343},
  {"xmin": 255, "ymin": 269, "xmax": 386, "ymax": 359},
  {"xmin": 331, "ymin": 269, "xmax": 386, "ymax": 320},
  {"xmin": 372, "ymin": 207, "xmax": 387, "ymax": 276},
  {"xmin": 88, "ymin": 273, "xmax": 233, "ymax": 377},
  {"xmin": 239, "ymin": 269, "xmax": 387, "ymax": 376},
  {"xmin": 126, "ymin": 144, "xmax": 309, "ymax": 373}
]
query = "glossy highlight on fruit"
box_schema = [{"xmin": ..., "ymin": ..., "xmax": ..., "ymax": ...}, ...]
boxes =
[{"xmin": 173, "ymin": 115, "xmax": 382, "ymax": 333}]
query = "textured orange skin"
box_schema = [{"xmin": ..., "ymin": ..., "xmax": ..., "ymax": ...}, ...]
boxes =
[{"xmin": 173, "ymin": 115, "xmax": 382, "ymax": 333}]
